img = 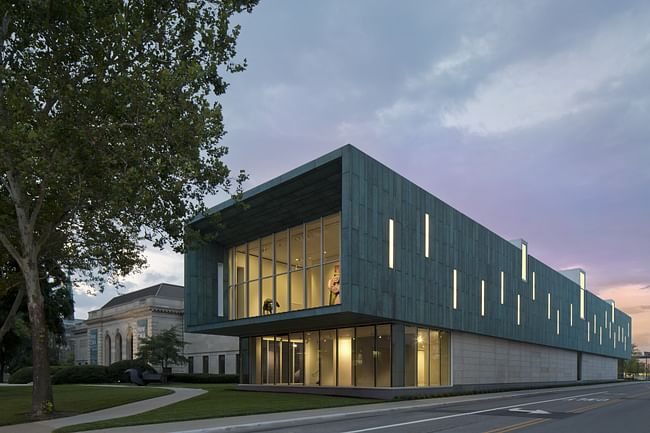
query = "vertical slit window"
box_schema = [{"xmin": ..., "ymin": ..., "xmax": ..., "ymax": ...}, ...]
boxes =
[
  {"xmin": 588, "ymin": 322, "xmax": 591, "ymax": 342},
  {"xmin": 500, "ymin": 271, "xmax": 505, "ymax": 305},
  {"xmin": 424, "ymin": 213, "xmax": 430, "ymax": 258},
  {"xmin": 481, "ymin": 280, "xmax": 485, "ymax": 317},
  {"xmin": 517, "ymin": 294, "xmax": 521, "ymax": 326},
  {"xmin": 521, "ymin": 242, "xmax": 527, "ymax": 281},
  {"xmin": 611, "ymin": 301, "xmax": 615, "ymax": 323},
  {"xmin": 570, "ymin": 304, "xmax": 573, "ymax": 326},
  {"xmin": 579, "ymin": 271, "xmax": 585, "ymax": 320},
  {"xmin": 556, "ymin": 309, "xmax": 560, "ymax": 335},
  {"xmin": 599, "ymin": 326, "xmax": 602, "ymax": 345},
  {"xmin": 388, "ymin": 219, "xmax": 394, "ymax": 269},
  {"xmin": 532, "ymin": 271, "xmax": 536, "ymax": 301},
  {"xmin": 452, "ymin": 269, "xmax": 458, "ymax": 310},
  {"xmin": 547, "ymin": 293, "xmax": 551, "ymax": 320},
  {"xmin": 594, "ymin": 314, "xmax": 597, "ymax": 334}
]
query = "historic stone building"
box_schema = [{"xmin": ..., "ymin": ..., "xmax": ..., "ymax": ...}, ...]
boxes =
[{"xmin": 68, "ymin": 283, "xmax": 239, "ymax": 374}]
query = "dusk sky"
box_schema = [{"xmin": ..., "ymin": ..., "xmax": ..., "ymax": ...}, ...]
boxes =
[{"xmin": 73, "ymin": 1, "xmax": 650, "ymax": 350}]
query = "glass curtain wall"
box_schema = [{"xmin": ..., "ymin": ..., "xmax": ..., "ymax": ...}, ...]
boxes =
[
  {"xmin": 406, "ymin": 327, "xmax": 451, "ymax": 387},
  {"xmin": 252, "ymin": 325, "xmax": 448, "ymax": 387},
  {"xmin": 254, "ymin": 325, "xmax": 392, "ymax": 387},
  {"xmin": 229, "ymin": 213, "xmax": 340, "ymax": 319}
]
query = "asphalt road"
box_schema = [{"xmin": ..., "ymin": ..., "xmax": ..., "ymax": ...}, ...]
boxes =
[{"xmin": 215, "ymin": 382, "xmax": 650, "ymax": 433}]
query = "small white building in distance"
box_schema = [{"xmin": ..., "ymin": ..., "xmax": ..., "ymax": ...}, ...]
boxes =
[{"xmin": 67, "ymin": 283, "xmax": 239, "ymax": 374}]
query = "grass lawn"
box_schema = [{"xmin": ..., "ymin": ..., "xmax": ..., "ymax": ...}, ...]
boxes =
[
  {"xmin": 0, "ymin": 385, "xmax": 171, "ymax": 426},
  {"xmin": 56, "ymin": 383, "xmax": 378, "ymax": 433}
]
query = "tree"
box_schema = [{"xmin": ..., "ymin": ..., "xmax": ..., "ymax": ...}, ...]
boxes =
[
  {"xmin": 623, "ymin": 344, "xmax": 643, "ymax": 377},
  {"xmin": 137, "ymin": 326, "xmax": 188, "ymax": 372},
  {"xmin": 0, "ymin": 273, "xmax": 73, "ymax": 379},
  {"xmin": 0, "ymin": 0, "xmax": 257, "ymax": 417}
]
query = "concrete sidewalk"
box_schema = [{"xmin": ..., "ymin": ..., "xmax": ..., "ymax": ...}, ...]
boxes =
[{"xmin": 0, "ymin": 386, "xmax": 205, "ymax": 433}]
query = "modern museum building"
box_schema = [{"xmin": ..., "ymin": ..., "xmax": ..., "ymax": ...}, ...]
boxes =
[{"xmin": 185, "ymin": 145, "xmax": 631, "ymax": 396}]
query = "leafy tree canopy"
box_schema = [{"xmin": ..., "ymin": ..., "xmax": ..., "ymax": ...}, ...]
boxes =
[
  {"xmin": 137, "ymin": 326, "xmax": 188, "ymax": 370},
  {"xmin": 0, "ymin": 0, "xmax": 258, "ymax": 417}
]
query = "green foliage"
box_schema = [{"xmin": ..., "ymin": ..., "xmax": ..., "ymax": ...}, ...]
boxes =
[
  {"xmin": 8, "ymin": 366, "xmax": 33, "ymax": 384},
  {"xmin": 0, "ymin": 0, "xmax": 258, "ymax": 286},
  {"xmin": 106, "ymin": 359, "xmax": 155, "ymax": 382},
  {"xmin": 169, "ymin": 373, "xmax": 239, "ymax": 384},
  {"xmin": 51, "ymin": 365, "xmax": 109, "ymax": 385},
  {"xmin": 137, "ymin": 327, "xmax": 188, "ymax": 369},
  {"xmin": 623, "ymin": 344, "xmax": 644, "ymax": 375},
  {"xmin": 0, "ymin": 0, "xmax": 257, "ymax": 415}
]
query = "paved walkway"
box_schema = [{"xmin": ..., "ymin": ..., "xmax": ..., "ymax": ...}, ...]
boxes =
[{"xmin": 0, "ymin": 386, "xmax": 205, "ymax": 433}]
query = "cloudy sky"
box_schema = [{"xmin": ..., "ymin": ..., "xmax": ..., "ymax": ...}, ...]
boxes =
[{"xmin": 73, "ymin": 0, "xmax": 650, "ymax": 350}]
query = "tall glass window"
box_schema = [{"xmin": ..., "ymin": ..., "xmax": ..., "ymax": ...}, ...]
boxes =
[
  {"xmin": 320, "ymin": 330, "xmax": 336, "ymax": 386},
  {"xmin": 290, "ymin": 333, "xmax": 304, "ymax": 384},
  {"xmin": 248, "ymin": 280, "xmax": 259, "ymax": 317},
  {"xmin": 304, "ymin": 331, "xmax": 319, "ymax": 385},
  {"xmin": 429, "ymin": 330, "xmax": 441, "ymax": 385},
  {"xmin": 417, "ymin": 328, "xmax": 430, "ymax": 386},
  {"xmin": 376, "ymin": 325, "xmax": 391, "ymax": 387},
  {"xmin": 252, "ymin": 325, "xmax": 400, "ymax": 388},
  {"xmin": 440, "ymin": 331, "xmax": 451, "ymax": 386},
  {"xmin": 306, "ymin": 220, "xmax": 322, "ymax": 307},
  {"xmin": 355, "ymin": 326, "xmax": 375, "ymax": 387},
  {"xmin": 228, "ymin": 213, "xmax": 340, "ymax": 319},
  {"xmin": 404, "ymin": 326, "xmax": 417, "ymax": 386},
  {"xmin": 337, "ymin": 328, "xmax": 354, "ymax": 386}
]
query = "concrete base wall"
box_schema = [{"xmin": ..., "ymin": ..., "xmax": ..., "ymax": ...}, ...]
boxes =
[
  {"xmin": 452, "ymin": 331, "xmax": 578, "ymax": 385},
  {"xmin": 582, "ymin": 353, "xmax": 618, "ymax": 380}
]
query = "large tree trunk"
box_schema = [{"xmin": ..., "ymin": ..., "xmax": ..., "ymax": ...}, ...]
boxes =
[
  {"xmin": 0, "ymin": 286, "xmax": 24, "ymax": 343},
  {"xmin": 24, "ymin": 260, "xmax": 53, "ymax": 418}
]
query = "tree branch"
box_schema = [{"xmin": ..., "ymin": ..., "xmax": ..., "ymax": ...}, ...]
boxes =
[
  {"xmin": 29, "ymin": 180, "xmax": 47, "ymax": 233},
  {"xmin": 0, "ymin": 231, "xmax": 24, "ymax": 270},
  {"xmin": 0, "ymin": 285, "xmax": 24, "ymax": 343}
]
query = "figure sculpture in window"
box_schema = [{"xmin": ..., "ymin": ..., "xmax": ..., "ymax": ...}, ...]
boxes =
[{"xmin": 328, "ymin": 264, "xmax": 341, "ymax": 305}]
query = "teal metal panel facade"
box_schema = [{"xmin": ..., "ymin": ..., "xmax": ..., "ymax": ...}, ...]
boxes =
[{"xmin": 185, "ymin": 145, "xmax": 631, "ymax": 360}]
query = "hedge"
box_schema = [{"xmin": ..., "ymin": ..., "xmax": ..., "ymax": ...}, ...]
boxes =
[
  {"xmin": 52, "ymin": 365, "xmax": 109, "ymax": 384},
  {"xmin": 8, "ymin": 365, "xmax": 68, "ymax": 384},
  {"xmin": 8, "ymin": 366, "xmax": 33, "ymax": 384},
  {"xmin": 169, "ymin": 373, "xmax": 239, "ymax": 384}
]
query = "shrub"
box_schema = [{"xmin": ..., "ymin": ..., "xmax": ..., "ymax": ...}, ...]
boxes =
[
  {"xmin": 106, "ymin": 359, "xmax": 156, "ymax": 383},
  {"xmin": 8, "ymin": 366, "xmax": 33, "ymax": 384},
  {"xmin": 52, "ymin": 365, "xmax": 109, "ymax": 384},
  {"xmin": 169, "ymin": 373, "xmax": 239, "ymax": 384}
]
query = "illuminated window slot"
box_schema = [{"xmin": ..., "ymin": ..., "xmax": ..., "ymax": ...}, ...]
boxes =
[
  {"xmin": 388, "ymin": 219, "xmax": 394, "ymax": 269},
  {"xmin": 481, "ymin": 280, "xmax": 486, "ymax": 317},
  {"xmin": 594, "ymin": 314, "xmax": 597, "ymax": 334},
  {"xmin": 587, "ymin": 322, "xmax": 591, "ymax": 342},
  {"xmin": 521, "ymin": 242, "xmax": 527, "ymax": 281},
  {"xmin": 556, "ymin": 309, "xmax": 560, "ymax": 335},
  {"xmin": 517, "ymin": 294, "xmax": 521, "ymax": 326},
  {"xmin": 599, "ymin": 326, "xmax": 602, "ymax": 345},
  {"xmin": 570, "ymin": 303, "xmax": 573, "ymax": 327},
  {"xmin": 500, "ymin": 271, "xmax": 505, "ymax": 305},
  {"xmin": 605, "ymin": 310, "xmax": 608, "ymax": 329},
  {"xmin": 452, "ymin": 269, "xmax": 458, "ymax": 310},
  {"xmin": 611, "ymin": 301, "xmax": 615, "ymax": 323},
  {"xmin": 579, "ymin": 271, "xmax": 585, "ymax": 320},
  {"xmin": 532, "ymin": 271, "xmax": 536, "ymax": 301},
  {"xmin": 424, "ymin": 213, "xmax": 430, "ymax": 258},
  {"xmin": 547, "ymin": 293, "xmax": 551, "ymax": 320}
]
